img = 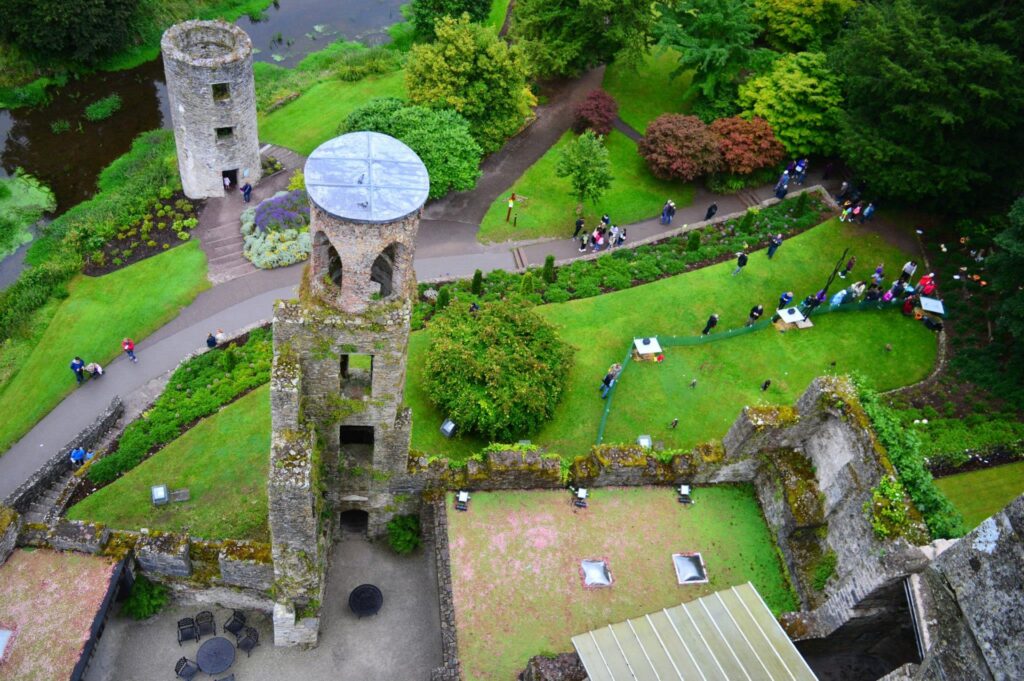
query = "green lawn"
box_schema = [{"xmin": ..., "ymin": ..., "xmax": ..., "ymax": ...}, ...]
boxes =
[
  {"xmin": 478, "ymin": 130, "xmax": 696, "ymax": 243},
  {"xmin": 258, "ymin": 70, "xmax": 407, "ymax": 155},
  {"xmin": 408, "ymin": 219, "xmax": 937, "ymax": 458},
  {"xmin": 486, "ymin": 0, "xmax": 512, "ymax": 31},
  {"xmin": 603, "ymin": 49, "xmax": 692, "ymax": 133},
  {"xmin": 935, "ymin": 461, "xmax": 1024, "ymax": 529},
  {"xmin": 67, "ymin": 384, "xmax": 271, "ymax": 541},
  {"xmin": 448, "ymin": 487, "xmax": 797, "ymax": 681},
  {"xmin": 0, "ymin": 242, "xmax": 209, "ymax": 454}
]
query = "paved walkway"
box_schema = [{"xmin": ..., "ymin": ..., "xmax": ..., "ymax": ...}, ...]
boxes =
[{"xmin": 0, "ymin": 62, "xmax": 840, "ymax": 500}]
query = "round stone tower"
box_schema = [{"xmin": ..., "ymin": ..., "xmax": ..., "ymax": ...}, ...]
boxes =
[
  {"xmin": 161, "ymin": 20, "xmax": 261, "ymax": 199},
  {"xmin": 304, "ymin": 131, "xmax": 429, "ymax": 314}
]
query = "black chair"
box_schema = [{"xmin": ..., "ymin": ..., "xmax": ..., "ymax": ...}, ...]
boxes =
[
  {"xmin": 195, "ymin": 610, "xmax": 215, "ymax": 638},
  {"xmin": 177, "ymin": 617, "xmax": 200, "ymax": 646},
  {"xmin": 224, "ymin": 610, "xmax": 246, "ymax": 638},
  {"xmin": 175, "ymin": 657, "xmax": 199, "ymax": 681},
  {"xmin": 237, "ymin": 626, "xmax": 260, "ymax": 658}
]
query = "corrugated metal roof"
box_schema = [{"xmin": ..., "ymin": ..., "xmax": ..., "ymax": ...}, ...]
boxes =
[{"xmin": 572, "ymin": 582, "xmax": 818, "ymax": 681}]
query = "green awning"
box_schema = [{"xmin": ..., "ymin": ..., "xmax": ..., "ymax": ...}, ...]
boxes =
[{"xmin": 572, "ymin": 582, "xmax": 817, "ymax": 681}]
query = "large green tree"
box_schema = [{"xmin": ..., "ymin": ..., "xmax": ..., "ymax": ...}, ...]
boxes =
[
  {"xmin": 406, "ymin": 14, "xmax": 534, "ymax": 153},
  {"xmin": 989, "ymin": 196, "xmax": 1024, "ymax": 340},
  {"xmin": 654, "ymin": 0, "xmax": 769, "ymax": 120},
  {"xmin": 409, "ymin": 0, "xmax": 491, "ymax": 39},
  {"xmin": 830, "ymin": 0, "xmax": 1024, "ymax": 208},
  {"xmin": 0, "ymin": 0, "xmax": 138, "ymax": 64},
  {"xmin": 737, "ymin": 51, "xmax": 843, "ymax": 155},
  {"xmin": 753, "ymin": 0, "xmax": 856, "ymax": 50},
  {"xmin": 512, "ymin": 0, "xmax": 653, "ymax": 77},
  {"xmin": 340, "ymin": 98, "xmax": 483, "ymax": 199},
  {"xmin": 556, "ymin": 131, "xmax": 613, "ymax": 206}
]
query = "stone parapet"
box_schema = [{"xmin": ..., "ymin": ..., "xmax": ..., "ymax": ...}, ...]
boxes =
[
  {"xmin": 218, "ymin": 541, "xmax": 274, "ymax": 591},
  {"xmin": 49, "ymin": 519, "xmax": 110, "ymax": 554},
  {"xmin": 273, "ymin": 601, "xmax": 319, "ymax": 647},
  {"xmin": 428, "ymin": 500, "xmax": 461, "ymax": 681},
  {"xmin": 136, "ymin": 532, "xmax": 192, "ymax": 577}
]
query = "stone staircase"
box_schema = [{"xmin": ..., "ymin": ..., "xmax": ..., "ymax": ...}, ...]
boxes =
[
  {"xmin": 195, "ymin": 144, "xmax": 307, "ymax": 285},
  {"xmin": 20, "ymin": 471, "xmax": 74, "ymax": 524}
]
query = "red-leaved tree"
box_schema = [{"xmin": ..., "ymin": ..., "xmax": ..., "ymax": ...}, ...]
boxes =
[
  {"xmin": 709, "ymin": 116, "xmax": 786, "ymax": 176},
  {"xmin": 638, "ymin": 114, "xmax": 722, "ymax": 182},
  {"xmin": 572, "ymin": 89, "xmax": 619, "ymax": 136}
]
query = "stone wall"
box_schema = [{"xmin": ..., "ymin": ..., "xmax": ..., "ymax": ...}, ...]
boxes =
[
  {"xmin": 518, "ymin": 653, "xmax": 587, "ymax": 681},
  {"xmin": 161, "ymin": 20, "xmax": 261, "ymax": 199},
  {"xmin": 49, "ymin": 519, "xmax": 111, "ymax": 554},
  {"xmin": 0, "ymin": 506, "xmax": 19, "ymax": 567},
  {"xmin": 4, "ymin": 397, "xmax": 123, "ymax": 514},
  {"xmin": 427, "ymin": 500, "xmax": 461, "ymax": 681}
]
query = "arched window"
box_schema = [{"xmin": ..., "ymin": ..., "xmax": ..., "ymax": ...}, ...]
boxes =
[
  {"xmin": 314, "ymin": 231, "xmax": 342, "ymax": 287},
  {"xmin": 370, "ymin": 243, "xmax": 400, "ymax": 298}
]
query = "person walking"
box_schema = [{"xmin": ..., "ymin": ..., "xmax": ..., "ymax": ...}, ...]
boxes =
[
  {"xmin": 778, "ymin": 291, "xmax": 794, "ymax": 309},
  {"xmin": 241, "ymin": 182, "xmax": 253, "ymax": 203},
  {"xmin": 775, "ymin": 182, "xmax": 789, "ymax": 200},
  {"xmin": 122, "ymin": 337, "xmax": 138, "ymax": 363},
  {"xmin": 860, "ymin": 202, "xmax": 875, "ymax": 223},
  {"xmin": 761, "ymin": 379, "xmax": 772, "ymax": 392},
  {"xmin": 747, "ymin": 304, "xmax": 764, "ymax": 327},
  {"xmin": 702, "ymin": 314, "xmax": 719, "ymax": 335},
  {"xmin": 667, "ymin": 201, "xmax": 676, "ymax": 224},
  {"xmin": 573, "ymin": 216, "xmax": 584, "ymax": 238},
  {"xmin": 704, "ymin": 203, "xmax": 718, "ymax": 222},
  {"xmin": 840, "ymin": 205, "xmax": 853, "ymax": 222},
  {"xmin": 839, "ymin": 255, "xmax": 856, "ymax": 279},
  {"xmin": 836, "ymin": 181, "xmax": 850, "ymax": 201},
  {"xmin": 601, "ymin": 214, "xmax": 611, "ymax": 229},
  {"xmin": 70, "ymin": 356, "xmax": 86, "ymax": 385},
  {"xmin": 767, "ymin": 233, "xmax": 783, "ymax": 259},
  {"xmin": 900, "ymin": 260, "xmax": 918, "ymax": 283},
  {"xmin": 872, "ymin": 263, "xmax": 885, "ymax": 286},
  {"xmin": 223, "ymin": 175, "xmax": 231, "ymax": 190},
  {"xmin": 733, "ymin": 252, "xmax": 749, "ymax": 275},
  {"xmin": 796, "ymin": 158, "xmax": 809, "ymax": 184},
  {"xmin": 616, "ymin": 228, "xmax": 627, "ymax": 247},
  {"xmin": 609, "ymin": 224, "xmax": 621, "ymax": 247},
  {"xmin": 661, "ymin": 200, "xmax": 671, "ymax": 225},
  {"xmin": 578, "ymin": 235, "xmax": 588, "ymax": 253}
]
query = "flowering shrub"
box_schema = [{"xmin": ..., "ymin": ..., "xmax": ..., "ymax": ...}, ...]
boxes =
[{"xmin": 241, "ymin": 190, "xmax": 311, "ymax": 269}]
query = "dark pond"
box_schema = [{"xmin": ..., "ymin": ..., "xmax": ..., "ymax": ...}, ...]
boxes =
[{"xmin": 0, "ymin": 0, "xmax": 403, "ymax": 213}]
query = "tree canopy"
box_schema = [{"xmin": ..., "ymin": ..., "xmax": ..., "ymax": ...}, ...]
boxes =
[
  {"xmin": 409, "ymin": 0, "xmax": 491, "ymax": 39},
  {"xmin": 753, "ymin": 0, "xmax": 855, "ymax": 50},
  {"xmin": 512, "ymin": 0, "xmax": 653, "ymax": 77},
  {"xmin": 406, "ymin": 14, "xmax": 534, "ymax": 153},
  {"xmin": 0, "ymin": 0, "xmax": 138, "ymax": 64},
  {"xmin": 830, "ymin": 0, "xmax": 1024, "ymax": 209},
  {"xmin": 737, "ymin": 51, "xmax": 843, "ymax": 155},
  {"xmin": 340, "ymin": 98, "xmax": 482, "ymax": 199},
  {"xmin": 556, "ymin": 130, "xmax": 613, "ymax": 206},
  {"xmin": 989, "ymin": 196, "xmax": 1024, "ymax": 341}
]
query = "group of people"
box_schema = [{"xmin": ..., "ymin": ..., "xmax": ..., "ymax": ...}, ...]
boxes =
[
  {"xmin": 205, "ymin": 329, "xmax": 228, "ymax": 349},
  {"xmin": 835, "ymin": 182, "xmax": 876, "ymax": 224},
  {"xmin": 69, "ymin": 338, "xmax": 137, "ymax": 385},
  {"xmin": 774, "ymin": 158, "xmax": 811, "ymax": 199},
  {"xmin": 576, "ymin": 214, "xmax": 627, "ymax": 253}
]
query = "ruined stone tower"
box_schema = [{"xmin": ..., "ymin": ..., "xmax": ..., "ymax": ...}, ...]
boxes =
[
  {"xmin": 161, "ymin": 20, "xmax": 261, "ymax": 199},
  {"xmin": 267, "ymin": 132, "xmax": 429, "ymax": 646}
]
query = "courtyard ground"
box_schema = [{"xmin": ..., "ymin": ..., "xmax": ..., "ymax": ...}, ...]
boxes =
[
  {"xmin": 67, "ymin": 384, "xmax": 271, "ymax": 541},
  {"xmin": 0, "ymin": 549, "xmax": 116, "ymax": 681},
  {"xmin": 935, "ymin": 461, "xmax": 1024, "ymax": 529},
  {"xmin": 85, "ymin": 535, "xmax": 442, "ymax": 681},
  {"xmin": 447, "ymin": 487, "xmax": 797, "ymax": 681}
]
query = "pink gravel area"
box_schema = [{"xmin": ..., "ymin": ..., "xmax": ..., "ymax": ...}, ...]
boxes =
[{"xmin": 0, "ymin": 549, "xmax": 116, "ymax": 681}]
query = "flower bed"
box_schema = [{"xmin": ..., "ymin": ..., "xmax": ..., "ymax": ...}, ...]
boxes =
[{"xmin": 240, "ymin": 189, "xmax": 311, "ymax": 269}]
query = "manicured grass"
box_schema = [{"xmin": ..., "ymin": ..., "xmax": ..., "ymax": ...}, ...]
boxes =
[
  {"xmin": 0, "ymin": 242, "xmax": 209, "ymax": 454},
  {"xmin": 448, "ymin": 487, "xmax": 797, "ymax": 681},
  {"xmin": 477, "ymin": 130, "xmax": 696, "ymax": 243},
  {"xmin": 935, "ymin": 461, "xmax": 1024, "ymax": 530},
  {"xmin": 486, "ymin": 0, "xmax": 512, "ymax": 31},
  {"xmin": 603, "ymin": 49, "xmax": 692, "ymax": 133},
  {"xmin": 407, "ymin": 219, "xmax": 937, "ymax": 458},
  {"xmin": 258, "ymin": 71, "xmax": 407, "ymax": 155},
  {"xmin": 68, "ymin": 384, "xmax": 271, "ymax": 541}
]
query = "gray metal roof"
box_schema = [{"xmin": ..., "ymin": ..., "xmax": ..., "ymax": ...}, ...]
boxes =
[
  {"xmin": 305, "ymin": 131, "xmax": 430, "ymax": 224},
  {"xmin": 572, "ymin": 582, "xmax": 818, "ymax": 681}
]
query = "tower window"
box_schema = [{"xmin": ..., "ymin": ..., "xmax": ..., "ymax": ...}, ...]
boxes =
[
  {"xmin": 371, "ymin": 243, "xmax": 400, "ymax": 299},
  {"xmin": 212, "ymin": 83, "xmax": 231, "ymax": 101},
  {"xmin": 215, "ymin": 126, "xmax": 234, "ymax": 141},
  {"xmin": 340, "ymin": 354, "xmax": 373, "ymax": 398}
]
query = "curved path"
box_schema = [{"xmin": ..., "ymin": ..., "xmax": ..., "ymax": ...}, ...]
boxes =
[{"xmin": 0, "ymin": 67, "xmax": 844, "ymax": 500}]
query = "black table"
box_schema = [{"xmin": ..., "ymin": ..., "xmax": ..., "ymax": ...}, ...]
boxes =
[
  {"xmin": 349, "ymin": 584, "xmax": 383, "ymax": 617},
  {"xmin": 197, "ymin": 636, "xmax": 235, "ymax": 674}
]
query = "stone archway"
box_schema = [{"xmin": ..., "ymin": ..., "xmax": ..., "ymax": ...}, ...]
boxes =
[{"xmin": 313, "ymin": 231, "xmax": 343, "ymax": 287}]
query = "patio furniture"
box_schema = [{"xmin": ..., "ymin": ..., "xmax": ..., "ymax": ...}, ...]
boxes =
[
  {"xmin": 216, "ymin": 676, "xmax": 236, "ymax": 681},
  {"xmin": 237, "ymin": 626, "xmax": 260, "ymax": 658},
  {"xmin": 197, "ymin": 636, "xmax": 236, "ymax": 674},
  {"xmin": 177, "ymin": 617, "xmax": 200, "ymax": 646},
  {"xmin": 349, "ymin": 584, "xmax": 384, "ymax": 617},
  {"xmin": 195, "ymin": 610, "xmax": 216, "ymax": 638},
  {"xmin": 223, "ymin": 610, "xmax": 246, "ymax": 638},
  {"xmin": 175, "ymin": 656, "xmax": 199, "ymax": 681}
]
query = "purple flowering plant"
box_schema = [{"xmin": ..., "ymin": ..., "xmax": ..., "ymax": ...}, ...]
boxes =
[{"xmin": 253, "ymin": 189, "xmax": 309, "ymax": 233}]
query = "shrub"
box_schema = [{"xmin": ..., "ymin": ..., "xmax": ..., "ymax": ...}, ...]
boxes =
[
  {"xmin": 50, "ymin": 119, "xmax": 70, "ymax": 134},
  {"xmin": 639, "ymin": 114, "xmax": 722, "ymax": 182},
  {"xmin": 410, "ymin": 0, "xmax": 490, "ymax": 39},
  {"xmin": 386, "ymin": 514, "xmax": 422, "ymax": 554},
  {"xmin": 84, "ymin": 94, "xmax": 122, "ymax": 121},
  {"xmin": 424, "ymin": 304, "xmax": 573, "ymax": 439},
  {"xmin": 122, "ymin": 575, "xmax": 169, "ymax": 620},
  {"xmin": 88, "ymin": 329, "xmax": 273, "ymax": 484},
  {"xmin": 754, "ymin": 0, "xmax": 855, "ymax": 50},
  {"xmin": 287, "ymin": 169, "xmax": 305, "ymax": 191},
  {"xmin": 812, "ymin": 550, "xmax": 837, "ymax": 591},
  {"xmin": 0, "ymin": 0, "xmax": 136, "ymax": 64},
  {"xmin": 435, "ymin": 285, "xmax": 451, "ymax": 310},
  {"xmin": 542, "ymin": 254, "xmax": 556, "ymax": 284},
  {"xmin": 241, "ymin": 190, "xmax": 312, "ymax": 269},
  {"xmin": 686, "ymin": 231, "xmax": 701, "ymax": 252},
  {"xmin": 572, "ymin": 89, "xmax": 619, "ymax": 136},
  {"xmin": 709, "ymin": 116, "xmax": 786, "ymax": 176},
  {"xmin": 471, "ymin": 269, "xmax": 483, "ymax": 295}
]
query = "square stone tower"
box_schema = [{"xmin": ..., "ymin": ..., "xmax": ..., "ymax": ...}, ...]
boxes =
[
  {"xmin": 162, "ymin": 20, "xmax": 262, "ymax": 198},
  {"xmin": 267, "ymin": 132, "xmax": 429, "ymax": 646}
]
